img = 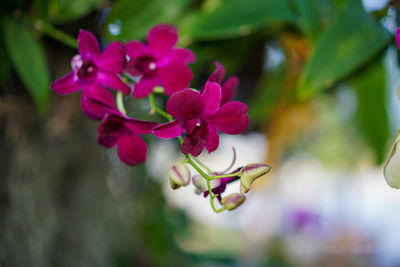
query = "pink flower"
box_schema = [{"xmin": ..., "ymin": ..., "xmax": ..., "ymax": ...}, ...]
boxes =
[
  {"xmin": 202, "ymin": 62, "xmax": 239, "ymax": 106},
  {"xmin": 152, "ymin": 82, "xmax": 249, "ymax": 156},
  {"xmin": 396, "ymin": 27, "xmax": 400, "ymax": 50},
  {"xmin": 125, "ymin": 24, "xmax": 195, "ymax": 98},
  {"xmin": 84, "ymin": 96, "xmax": 157, "ymax": 166},
  {"xmin": 51, "ymin": 30, "xmax": 130, "ymax": 119}
]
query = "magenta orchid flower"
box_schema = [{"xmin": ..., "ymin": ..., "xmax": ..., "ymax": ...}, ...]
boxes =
[
  {"xmin": 152, "ymin": 81, "xmax": 249, "ymax": 156},
  {"xmin": 202, "ymin": 62, "xmax": 239, "ymax": 106},
  {"xmin": 51, "ymin": 30, "xmax": 130, "ymax": 119},
  {"xmin": 125, "ymin": 24, "xmax": 195, "ymax": 98},
  {"xmin": 84, "ymin": 96, "xmax": 157, "ymax": 166},
  {"xmin": 396, "ymin": 27, "xmax": 400, "ymax": 50}
]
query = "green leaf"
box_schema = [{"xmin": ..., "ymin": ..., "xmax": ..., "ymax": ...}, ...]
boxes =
[
  {"xmin": 350, "ymin": 60, "xmax": 389, "ymax": 164},
  {"xmin": 179, "ymin": 0, "xmax": 295, "ymax": 41},
  {"xmin": 4, "ymin": 16, "xmax": 50, "ymax": 113},
  {"xmin": 34, "ymin": 0, "xmax": 50, "ymax": 21},
  {"xmin": 48, "ymin": 0, "xmax": 106, "ymax": 24},
  {"xmin": 290, "ymin": 0, "xmax": 325, "ymax": 39},
  {"xmin": 249, "ymin": 67, "xmax": 286, "ymax": 121},
  {"xmin": 297, "ymin": 0, "xmax": 390, "ymax": 99},
  {"xmin": 0, "ymin": 30, "xmax": 10, "ymax": 85},
  {"xmin": 105, "ymin": 0, "xmax": 192, "ymax": 41}
]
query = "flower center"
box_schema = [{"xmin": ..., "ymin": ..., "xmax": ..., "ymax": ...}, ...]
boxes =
[
  {"xmin": 77, "ymin": 58, "xmax": 97, "ymax": 84},
  {"xmin": 134, "ymin": 55, "xmax": 157, "ymax": 78}
]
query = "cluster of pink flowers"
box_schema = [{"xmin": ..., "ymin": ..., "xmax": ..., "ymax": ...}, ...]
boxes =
[
  {"xmin": 51, "ymin": 24, "xmax": 248, "ymax": 166},
  {"xmin": 51, "ymin": 24, "xmax": 270, "ymax": 212}
]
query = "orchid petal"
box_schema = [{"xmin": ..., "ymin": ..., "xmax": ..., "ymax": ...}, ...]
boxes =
[
  {"xmin": 97, "ymin": 71, "xmax": 131, "ymax": 95},
  {"xmin": 147, "ymin": 24, "xmax": 178, "ymax": 58},
  {"xmin": 95, "ymin": 41, "xmax": 125, "ymax": 73},
  {"xmin": 126, "ymin": 40, "xmax": 151, "ymax": 58},
  {"xmin": 166, "ymin": 89, "xmax": 204, "ymax": 119},
  {"xmin": 117, "ymin": 135, "xmax": 148, "ymax": 166},
  {"xmin": 208, "ymin": 101, "xmax": 249, "ymax": 134},
  {"xmin": 158, "ymin": 62, "xmax": 193, "ymax": 96},
  {"xmin": 201, "ymin": 61, "xmax": 225, "ymax": 93},
  {"xmin": 124, "ymin": 118, "xmax": 157, "ymax": 135},
  {"xmin": 205, "ymin": 126, "xmax": 219, "ymax": 153},
  {"xmin": 81, "ymin": 84, "xmax": 115, "ymax": 120},
  {"xmin": 201, "ymin": 81, "xmax": 221, "ymax": 117},
  {"xmin": 166, "ymin": 48, "xmax": 196, "ymax": 64},
  {"xmin": 181, "ymin": 122, "xmax": 208, "ymax": 156},
  {"xmin": 78, "ymin": 30, "xmax": 100, "ymax": 58},
  {"xmin": 183, "ymin": 118, "xmax": 198, "ymax": 135},
  {"xmin": 220, "ymin": 76, "xmax": 238, "ymax": 105},
  {"xmin": 152, "ymin": 120, "xmax": 185, "ymax": 139},
  {"xmin": 98, "ymin": 113, "xmax": 125, "ymax": 147},
  {"xmin": 51, "ymin": 72, "xmax": 81, "ymax": 95},
  {"xmin": 132, "ymin": 77, "xmax": 159, "ymax": 98},
  {"xmin": 208, "ymin": 61, "xmax": 226, "ymax": 83},
  {"xmin": 396, "ymin": 27, "xmax": 400, "ymax": 50}
]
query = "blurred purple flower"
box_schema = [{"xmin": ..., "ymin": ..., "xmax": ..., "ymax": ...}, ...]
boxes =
[
  {"xmin": 286, "ymin": 208, "xmax": 321, "ymax": 233},
  {"xmin": 125, "ymin": 24, "xmax": 195, "ymax": 98},
  {"xmin": 84, "ymin": 96, "xmax": 157, "ymax": 166},
  {"xmin": 152, "ymin": 82, "xmax": 249, "ymax": 156},
  {"xmin": 51, "ymin": 30, "xmax": 130, "ymax": 119},
  {"xmin": 396, "ymin": 27, "xmax": 400, "ymax": 50}
]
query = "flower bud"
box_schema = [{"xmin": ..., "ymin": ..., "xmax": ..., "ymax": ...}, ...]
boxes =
[
  {"xmin": 384, "ymin": 130, "xmax": 400, "ymax": 189},
  {"xmin": 168, "ymin": 163, "xmax": 190, "ymax": 190},
  {"xmin": 221, "ymin": 193, "xmax": 245, "ymax": 210},
  {"xmin": 240, "ymin": 163, "xmax": 271, "ymax": 193},
  {"xmin": 192, "ymin": 174, "xmax": 221, "ymax": 194}
]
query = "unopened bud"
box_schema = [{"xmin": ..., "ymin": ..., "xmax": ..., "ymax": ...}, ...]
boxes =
[
  {"xmin": 192, "ymin": 174, "xmax": 221, "ymax": 194},
  {"xmin": 221, "ymin": 193, "xmax": 245, "ymax": 210},
  {"xmin": 384, "ymin": 130, "xmax": 400, "ymax": 189},
  {"xmin": 169, "ymin": 163, "xmax": 190, "ymax": 190},
  {"xmin": 240, "ymin": 163, "xmax": 271, "ymax": 193}
]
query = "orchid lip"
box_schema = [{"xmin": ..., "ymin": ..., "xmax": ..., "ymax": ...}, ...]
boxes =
[
  {"xmin": 134, "ymin": 55, "xmax": 158, "ymax": 78},
  {"xmin": 77, "ymin": 58, "xmax": 98, "ymax": 84}
]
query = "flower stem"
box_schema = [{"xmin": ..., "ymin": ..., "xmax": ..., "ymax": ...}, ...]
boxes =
[
  {"xmin": 116, "ymin": 91, "xmax": 127, "ymax": 115},
  {"xmin": 148, "ymin": 93, "xmax": 183, "ymax": 144},
  {"xmin": 148, "ymin": 93, "xmax": 172, "ymax": 121},
  {"xmin": 185, "ymin": 154, "xmax": 225, "ymax": 213},
  {"xmin": 35, "ymin": 20, "xmax": 78, "ymax": 49},
  {"xmin": 209, "ymin": 171, "xmax": 242, "ymax": 180}
]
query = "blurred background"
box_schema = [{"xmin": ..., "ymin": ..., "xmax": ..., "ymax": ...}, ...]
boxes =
[{"xmin": 1, "ymin": 0, "xmax": 400, "ymax": 266}]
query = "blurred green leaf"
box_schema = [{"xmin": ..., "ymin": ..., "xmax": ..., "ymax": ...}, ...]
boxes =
[
  {"xmin": 48, "ymin": 0, "xmax": 105, "ymax": 24},
  {"xmin": 105, "ymin": 0, "xmax": 192, "ymax": 41},
  {"xmin": 179, "ymin": 0, "xmax": 295, "ymax": 41},
  {"xmin": 291, "ymin": 0, "xmax": 322, "ymax": 39},
  {"xmin": 249, "ymin": 67, "xmax": 286, "ymax": 122},
  {"xmin": 4, "ymin": 16, "xmax": 50, "ymax": 113},
  {"xmin": 0, "ymin": 29, "xmax": 10, "ymax": 85},
  {"xmin": 34, "ymin": 0, "xmax": 49, "ymax": 21},
  {"xmin": 297, "ymin": 0, "xmax": 390, "ymax": 99},
  {"xmin": 350, "ymin": 60, "xmax": 389, "ymax": 163}
]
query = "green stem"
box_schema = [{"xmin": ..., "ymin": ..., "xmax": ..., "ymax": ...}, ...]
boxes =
[
  {"xmin": 209, "ymin": 171, "xmax": 242, "ymax": 180},
  {"xmin": 148, "ymin": 94, "xmax": 172, "ymax": 121},
  {"xmin": 185, "ymin": 154, "xmax": 224, "ymax": 213},
  {"xmin": 35, "ymin": 20, "xmax": 78, "ymax": 49},
  {"xmin": 148, "ymin": 93, "xmax": 183, "ymax": 145},
  {"xmin": 116, "ymin": 91, "xmax": 127, "ymax": 115}
]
